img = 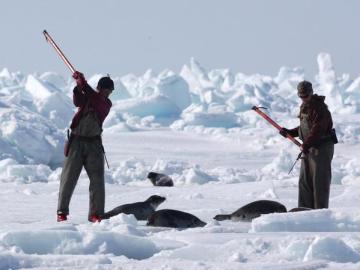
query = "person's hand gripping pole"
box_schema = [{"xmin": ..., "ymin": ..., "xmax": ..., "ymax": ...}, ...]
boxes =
[{"xmin": 251, "ymin": 106, "xmax": 304, "ymax": 174}]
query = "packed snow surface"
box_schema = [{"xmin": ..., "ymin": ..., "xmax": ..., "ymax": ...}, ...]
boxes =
[{"xmin": 1, "ymin": 53, "xmax": 360, "ymax": 269}]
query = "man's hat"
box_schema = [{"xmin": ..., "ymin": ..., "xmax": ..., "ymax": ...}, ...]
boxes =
[
  {"xmin": 97, "ymin": 76, "xmax": 114, "ymax": 91},
  {"xmin": 297, "ymin": 81, "xmax": 313, "ymax": 96}
]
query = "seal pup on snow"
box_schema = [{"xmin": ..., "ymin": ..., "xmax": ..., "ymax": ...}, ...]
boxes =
[
  {"xmin": 214, "ymin": 200, "xmax": 287, "ymax": 222},
  {"xmin": 146, "ymin": 209, "xmax": 206, "ymax": 228},
  {"xmin": 102, "ymin": 195, "xmax": 166, "ymax": 220},
  {"xmin": 288, "ymin": 207, "xmax": 312, "ymax": 212},
  {"xmin": 147, "ymin": 172, "xmax": 174, "ymax": 187}
]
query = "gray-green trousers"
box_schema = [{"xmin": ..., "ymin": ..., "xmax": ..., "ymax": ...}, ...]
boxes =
[
  {"xmin": 57, "ymin": 138, "xmax": 105, "ymax": 219},
  {"xmin": 298, "ymin": 142, "xmax": 334, "ymax": 209}
]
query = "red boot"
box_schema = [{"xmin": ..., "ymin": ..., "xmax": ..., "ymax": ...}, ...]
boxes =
[
  {"xmin": 57, "ymin": 213, "xmax": 67, "ymax": 222},
  {"xmin": 89, "ymin": 215, "xmax": 101, "ymax": 223}
]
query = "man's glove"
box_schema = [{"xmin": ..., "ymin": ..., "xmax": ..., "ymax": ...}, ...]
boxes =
[
  {"xmin": 73, "ymin": 71, "xmax": 87, "ymax": 88},
  {"xmin": 300, "ymin": 144, "xmax": 310, "ymax": 155},
  {"xmin": 279, "ymin": 127, "xmax": 290, "ymax": 138}
]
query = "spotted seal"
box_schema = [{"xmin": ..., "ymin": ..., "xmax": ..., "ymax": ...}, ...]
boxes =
[
  {"xmin": 288, "ymin": 207, "xmax": 312, "ymax": 212},
  {"xmin": 147, "ymin": 172, "xmax": 174, "ymax": 187},
  {"xmin": 102, "ymin": 195, "xmax": 166, "ymax": 220},
  {"xmin": 214, "ymin": 200, "xmax": 287, "ymax": 222},
  {"xmin": 147, "ymin": 209, "xmax": 206, "ymax": 228}
]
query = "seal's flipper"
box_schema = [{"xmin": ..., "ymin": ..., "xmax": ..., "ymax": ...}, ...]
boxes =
[{"xmin": 213, "ymin": 214, "xmax": 231, "ymax": 221}]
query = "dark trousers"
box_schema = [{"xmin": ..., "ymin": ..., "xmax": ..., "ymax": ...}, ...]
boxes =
[
  {"xmin": 57, "ymin": 138, "xmax": 105, "ymax": 219},
  {"xmin": 298, "ymin": 143, "xmax": 334, "ymax": 209}
]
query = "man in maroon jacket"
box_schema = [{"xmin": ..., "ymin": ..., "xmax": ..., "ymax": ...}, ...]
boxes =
[
  {"xmin": 57, "ymin": 71, "xmax": 114, "ymax": 222},
  {"xmin": 280, "ymin": 81, "xmax": 336, "ymax": 209}
]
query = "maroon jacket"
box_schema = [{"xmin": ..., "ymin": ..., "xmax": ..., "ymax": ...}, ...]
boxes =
[
  {"xmin": 70, "ymin": 84, "xmax": 112, "ymax": 130},
  {"xmin": 288, "ymin": 94, "xmax": 333, "ymax": 149}
]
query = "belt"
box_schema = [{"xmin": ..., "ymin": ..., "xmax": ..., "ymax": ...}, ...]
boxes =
[
  {"xmin": 67, "ymin": 131, "xmax": 109, "ymax": 169},
  {"xmin": 313, "ymin": 130, "xmax": 337, "ymax": 148}
]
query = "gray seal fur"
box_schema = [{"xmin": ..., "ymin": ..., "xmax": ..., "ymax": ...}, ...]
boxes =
[
  {"xmin": 214, "ymin": 200, "xmax": 287, "ymax": 222},
  {"xmin": 102, "ymin": 195, "xmax": 166, "ymax": 220},
  {"xmin": 147, "ymin": 209, "xmax": 206, "ymax": 228},
  {"xmin": 289, "ymin": 207, "xmax": 312, "ymax": 212},
  {"xmin": 147, "ymin": 172, "xmax": 174, "ymax": 187}
]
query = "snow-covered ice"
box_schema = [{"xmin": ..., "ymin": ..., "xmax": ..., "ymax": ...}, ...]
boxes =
[{"xmin": 1, "ymin": 53, "xmax": 360, "ymax": 269}]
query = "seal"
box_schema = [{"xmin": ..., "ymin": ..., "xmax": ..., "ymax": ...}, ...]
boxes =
[
  {"xmin": 214, "ymin": 200, "xmax": 287, "ymax": 222},
  {"xmin": 102, "ymin": 195, "xmax": 166, "ymax": 220},
  {"xmin": 147, "ymin": 172, "xmax": 174, "ymax": 187},
  {"xmin": 288, "ymin": 207, "xmax": 312, "ymax": 212},
  {"xmin": 146, "ymin": 209, "xmax": 206, "ymax": 228}
]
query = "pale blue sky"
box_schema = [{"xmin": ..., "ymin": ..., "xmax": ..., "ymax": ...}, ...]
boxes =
[{"xmin": 1, "ymin": 0, "xmax": 359, "ymax": 79}]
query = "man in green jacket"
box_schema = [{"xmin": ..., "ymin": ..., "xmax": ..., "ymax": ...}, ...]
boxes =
[{"xmin": 280, "ymin": 81, "xmax": 336, "ymax": 209}]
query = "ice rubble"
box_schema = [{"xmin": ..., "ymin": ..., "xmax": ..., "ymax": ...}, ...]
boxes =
[
  {"xmin": 0, "ymin": 214, "xmax": 159, "ymax": 269},
  {"xmin": 2, "ymin": 54, "xmax": 360, "ymax": 269},
  {"xmin": 1, "ymin": 209, "xmax": 360, "ymax": 267},
  {"xmin": 0, "ymin": 53, "xmax": 360, "ymax": 182},
  {"xmin": 251, "ymin": 209, "xmax": 360, "ymax": 232}
]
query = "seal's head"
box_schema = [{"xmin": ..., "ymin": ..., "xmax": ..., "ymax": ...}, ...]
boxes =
[{"xmin": 146, "ymin": 195, "xmax": 166, "ymax": 209}]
